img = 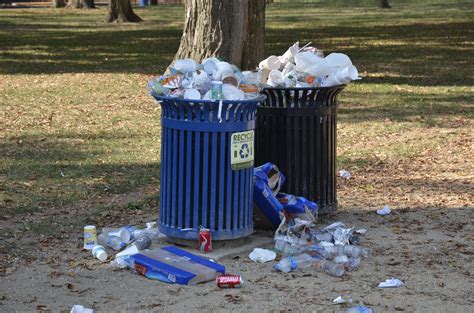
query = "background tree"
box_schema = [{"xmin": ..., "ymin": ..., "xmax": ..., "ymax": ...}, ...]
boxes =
[
  {"xmin": 106, "ymin": 0, "xmax": 142, "ymax": 23},
  {"xmin": 174, "ymin": 0, "xmax": 266, "ymax": 70},
  {"xmin": 51, "ymin": 0, "xmax": 65, "ymax": 8},
  {"xmin": 66, "ymin": 0, "xmax": 95, "ymax": 8},
  {"xmin": 378, "ymin": 0, "xmax": 391, "ymax": 9},
  {"xmin": 150, "ymin": 0, "xmax": 157, "ymax": 5}
]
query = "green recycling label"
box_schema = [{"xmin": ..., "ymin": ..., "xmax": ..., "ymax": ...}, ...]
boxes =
[{"xmin": 231, "ymin": 130, "xmax": 254, "ymax": 170}]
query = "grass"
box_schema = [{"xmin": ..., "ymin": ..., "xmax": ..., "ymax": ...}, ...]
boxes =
[{"xmin": 1, "ymin": 1, "xmax": 473, "ymax": 220}]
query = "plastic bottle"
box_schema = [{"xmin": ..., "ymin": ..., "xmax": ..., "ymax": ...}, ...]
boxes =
[
  {"xmin": 98, "ymin": 233, "xmax": 125, "ymax": 251},
  {"xmin": 91, "ymin": 245, "xmax": 107, "ymax": 262},
  {"xmin": 274, "ymin": 253, "xmax": 315, "ymax": 273},
  {"xmin": 315, "ymin": 258, "xmax": 345, "ymax": 277},
  {"xmin": 131, "ymin": 235, "xmax": 152, "ymax": 250},
  {"xmin": 344, "ymin": 305, "xmax": 374, "ymax": 313},
  {"xmin": 324, "ymin": 245, "xmax": 369, "ymax": 259},
  {"xmin": 345, "ymin": 257, "xmax": 361, "ymax": 272}
]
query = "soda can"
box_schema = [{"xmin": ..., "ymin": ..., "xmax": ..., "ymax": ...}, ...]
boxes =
[
  {"xmin": 216, "ymin": 275, "xmax": 243, "ymax": 288},
  {"xmin": 83, "ymin": 225, "xmax": 98, "ymax": 250},
  {"xmin": 198, "ymin": 228, "xmax": 212, "ymax": 252}
]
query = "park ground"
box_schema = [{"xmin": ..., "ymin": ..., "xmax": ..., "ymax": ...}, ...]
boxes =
[{"xmin": 0, "ymin": 0, "xmax": 473, "ymax": 311}]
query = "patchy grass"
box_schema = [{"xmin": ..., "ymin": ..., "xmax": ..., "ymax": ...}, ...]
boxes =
[{"xmin": 0, "ymin": 1, "xmax": 473, "ymax": 222}]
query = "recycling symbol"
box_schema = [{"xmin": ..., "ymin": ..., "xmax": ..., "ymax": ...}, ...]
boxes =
[{"xmin": 239, "ymin": 143, "xmax": 250, "ymax": 158}]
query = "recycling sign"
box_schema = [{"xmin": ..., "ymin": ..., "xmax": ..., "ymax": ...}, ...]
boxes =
[{"xmin": 231, "ymin": 130, "xmax": 254, "ymax": 170}]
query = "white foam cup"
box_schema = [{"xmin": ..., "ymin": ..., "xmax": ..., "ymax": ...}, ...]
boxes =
[
  {"xmin": 259, "ymin": 55, "xmax": 281, "ymax": 71},
  {"xmin": 184, "ymin": 88, "xmax": 202, "ymax": 100},
  {"xmin": 174, "ymin": 58, "xmax": 198, "ymax": 73},
  {"xmin": 108, "ymin": 228, "xmax": 131, "ymax": 244},
  {"xmin": 267, "ymin": 70, "xmax": 285, "ymax": 87},
  {"xmin": 324, "ymin": 53, "xmax": 353, "ymax": 68}
]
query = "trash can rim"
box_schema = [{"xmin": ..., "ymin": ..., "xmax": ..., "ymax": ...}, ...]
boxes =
[
  {"xmin": 262, "ymin": 84, "xmax": 346, "ymax": 91},
  {"xmin": 151, "ymin": 92, "xmax": 266, "ymax": 104}
]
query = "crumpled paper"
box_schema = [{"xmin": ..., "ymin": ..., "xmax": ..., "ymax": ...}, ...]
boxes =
[
  {"xmin": 377, "ymin": 205, "xmax": 391, "ymax": 216},
  {"xmin": 333, "ymin": 295, "xmax": 353, "ymax": 304},
  {"xmin": 249, "ymin": 248, "xmax": 277, "ymax": 263},
  {"xmin": 378, "ymin": 277, "xmax": 404, "ymax": 288},
  {"xmin": 339, "ymin": 170, "xmax": 351, "ymax": 179}
]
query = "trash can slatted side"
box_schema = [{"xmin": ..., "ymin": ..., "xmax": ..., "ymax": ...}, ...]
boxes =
[
  {"xmin": 256, "ymin": 86, "xmax": 344, "ymax": 214},
  {"xmin": 157, "ymin": 96, "xmax": 261, "ymax": 240}
]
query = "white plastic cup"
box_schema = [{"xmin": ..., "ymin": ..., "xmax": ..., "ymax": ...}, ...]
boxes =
[
  {"xmin": 83, "ymin": 225, "xmax": 97, "ymax": 250},
  {"xmin": 222, "ymin": 84, "xmax": 245, "ymax": 100},
  {"xmin": 202, "ymin": 58, "xmax": 218, "ymax": 75},
  {"xmin": 213, "ymin": 61, "xmax": 233, "ymax": 80},
  {"xmin": 323, "ymin": 65, "xmax": 359, "ymax": 87},
  {"xmin": 222, "ymin": 72, "xmax": 239, "ymax": 87},
  {"xmin": 108, "ymin": 228, "xmax": 131, "ymax": 244},
  {"xmin": 279, "ymin": 42, "xmax": 299, "ymax": 66},
  {"xmin": 92, "ymin": 245, "xmax": 107, "ymax": 262},
  {"xmin": 184, "ymin": 88, "xmax": 202, "ymax": 100},
  {"xmin": 267, "ymin": 70, "xmax": 285, "ymax": 87},
  {"xmin": 192, "ymin": 70, "xmax": 211, "ymax": 92},
  {"xmin": 174, "ymin": 58, "xmax": 198, "ymax": 73},
  {"xmin": 324, "ymin": 53, "xmax": 353, "ymax": 68},
  {"xmin": 259, "ymin": 55, "xmax": 281, "ymax": 71}
]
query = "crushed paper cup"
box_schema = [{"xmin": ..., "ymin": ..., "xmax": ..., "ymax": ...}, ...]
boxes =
[
  {"xmin": 355, "ymin": 228, "xmax": 367, "ymax": 235},
  {"xmin": 333, "ymin": 296, "xmax": 353, "ymax": 305},
  {"xmin": 339, "ymin": 170, "xmax": 351, "ymax": 179},
  {"xmin": 377, "ymin": 205, "xmax": 391, "ymax": 216},
  {"xmin": 249, "ymin": 248, "xmax": 277, "ymax": 263},
  {"xmin": 378, "ymin": 277, "xmax": 404, "ymax": 288}
]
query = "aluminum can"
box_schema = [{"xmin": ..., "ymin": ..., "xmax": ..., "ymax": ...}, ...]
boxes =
[
  {"xmin": 216, "ymin": 275, "xmax": 243, "ymax": 288},
  {"xmin": 198, "ymin": 228, "xmax": 212, "ymax": 252}
]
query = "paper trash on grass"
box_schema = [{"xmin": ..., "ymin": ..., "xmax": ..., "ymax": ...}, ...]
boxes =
[
  {"xmin": 378, "ymin": 277, "xmax": 404, "ymax": 288},
  {"xmin": 377, "ymin": 205, "xmax": 391, "ymax": 216},
  {"xmin": 355, "ymin": 228, "xmax": 367, "ymax": 235},
  {"xmin": 249, "ymin": 248, "xmax": 277, "ymax": 263},
  {"xmin": 71, "ymin": 305, "xmax": 93, "ymax": 313},
  {"xmin": 339, "ymin": 170, "xmax": 351, "ymax": 179},
  {"xmin": 333, "ymin": 296, "xmax": 353, "ymax": 304}
]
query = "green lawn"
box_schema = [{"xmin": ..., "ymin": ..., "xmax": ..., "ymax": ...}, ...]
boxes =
[{"xmin": 1, "ymin": 1, "xmax": 473, "ymax": 223}]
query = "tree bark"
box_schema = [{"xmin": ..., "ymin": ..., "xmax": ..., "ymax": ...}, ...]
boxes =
[
  {"xmin": 174, "ymin": 0, "xmax": 265, "ymax": 70},
  {"xmin": 378, "ymin": 0, "xmax": 391, "ymax": 9},
  {"xmin": 106, "ymin": 0, "xmax": 142, "ymax": 23},
  {"xmin": 66, "ymin": 0, "xmax": 95, "ymax": 8},
  {"xmin": 51, "ymin": 0, "xmax": 65, "ymax": 8},
  {"xmin": 150, "ymin": 0, "xmax": 157, "ymax": 5}
]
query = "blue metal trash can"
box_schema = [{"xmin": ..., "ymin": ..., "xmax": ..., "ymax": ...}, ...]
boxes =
[
  {"xmin": 153, "ymin": 94, "xmax": 265, "ymax": 240},
  {"xmin": 139, "ymin": 0, "xmax": 148, "ymax": 6}
]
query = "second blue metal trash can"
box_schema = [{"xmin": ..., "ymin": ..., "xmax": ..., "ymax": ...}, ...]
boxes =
[{"xmin": 154, "ymin": 95, "xmax": 265, "ymax": 240}]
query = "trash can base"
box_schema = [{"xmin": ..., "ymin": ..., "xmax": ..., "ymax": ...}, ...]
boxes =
[{"xmin": 159, "ymin": 224, "xmax": 254, "ymax": 241}]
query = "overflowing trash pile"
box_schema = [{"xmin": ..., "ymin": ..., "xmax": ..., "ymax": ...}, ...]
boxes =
[
  {"xmin": 147, "ymin": 58, "xmax": 261, "ymax": 101},
  {"xmin": 258, "ymin": 42, "xmax": 360, "ymax": 88},
  {"xmin": 147, "ymin": 41, "xmax": 360, "ymax": 102},
  {"xmin": 252, "ymin": 163, "xmax": 369, "ymax": 277}
]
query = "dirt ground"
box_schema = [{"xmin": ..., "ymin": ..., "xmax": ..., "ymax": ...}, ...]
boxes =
[{"xmin": 1, "ymin": 199, "xmax": 473, "ymax": 312}]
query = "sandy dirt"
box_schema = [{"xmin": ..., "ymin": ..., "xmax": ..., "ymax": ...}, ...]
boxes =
[{"xmin": 1, "ymin": 204, "xmax": 473, "ymax": 312}]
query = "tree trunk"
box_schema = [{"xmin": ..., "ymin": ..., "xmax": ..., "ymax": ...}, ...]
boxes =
[
  {"xmin": 174, "ymin": 0, "xmax": 265, "ymax": 70},
  {"xmin": 150, "ymin": 0, "xmax": 157, "ymax": 5},
  {"xmin": 378, "ymin": 0, "xmax": 391, "ymax": 9},
  {"xmin": 66, "ymin": 0, "xmax": 95, "ymax": 8},
  {"xmin": 106, "ymin": 0, "xmax": 142, "ymax": 23},
  {"xmin": 51, "ymin": 0, "xmax": 65, "ymax": 8}
]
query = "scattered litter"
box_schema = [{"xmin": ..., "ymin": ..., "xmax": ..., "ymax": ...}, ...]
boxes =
[
  {"xmin": 130, "ymin": 246, "xmax": 225, "ymax": 285},
  {"xmin": 345, "ymin": 305, "xmax": 374, "ymax": 313},
  {"xmin": 70, "ymin": 305, "xmax": 93, "ymax": 313},
  {"xmin": 377, "ymin": 205, "xmax": 392, "ymax": 216},
  {"xmin": 216, "ymin": 274, "xmax": 243, "ymax": 288},
  {"xmin": 83, "ymin": 225, "xmax": 97, "ymax": 250},
  {"xmin": 333, "ymin": 295, "xmax": 353, "ymax": 304},
  {"xmin": 378, "ymin": 277, "xmax": 404, "ymax": 288},
  {"xmin": 198, "ymin": 227, "xmax": 212, "ymax": 252},
  {"xmin": 249, "ymin": 248, "xmax": 277, "ymax": 263},
  {"xmin": 91, "ymin": 245, "xmax": 107, "ymax": 262},
  {"xmin": 355, "ymin": 228, "xmax": 367, "ymax": 235},
  {"xmin": 339, "ymin": 170, "xmax": 351, "ymax": 179}
]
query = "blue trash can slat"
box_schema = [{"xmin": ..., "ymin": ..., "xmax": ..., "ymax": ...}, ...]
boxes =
[{"xmin": 155, "ymin": 94, "xmax": 263, "ymax": 240}]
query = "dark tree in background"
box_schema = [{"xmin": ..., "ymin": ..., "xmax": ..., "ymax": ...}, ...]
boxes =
[
  {"xmin": 378, "ymin": 0, "xmax": 391, "ymax": 9},
  {"xmin": 175, "ymin": 0, "xmax": 266, "ymax": 70},
  {"xmin": 106, "ymin": 0, "xmax": 142, "ymax": 23},
  {"xmin": 51, "ymin": 0, "xmax": 65, "ymax": 8},
  {"xmin": 66, "ymin": 0, "xmax": 95, "ymax": 8}
]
